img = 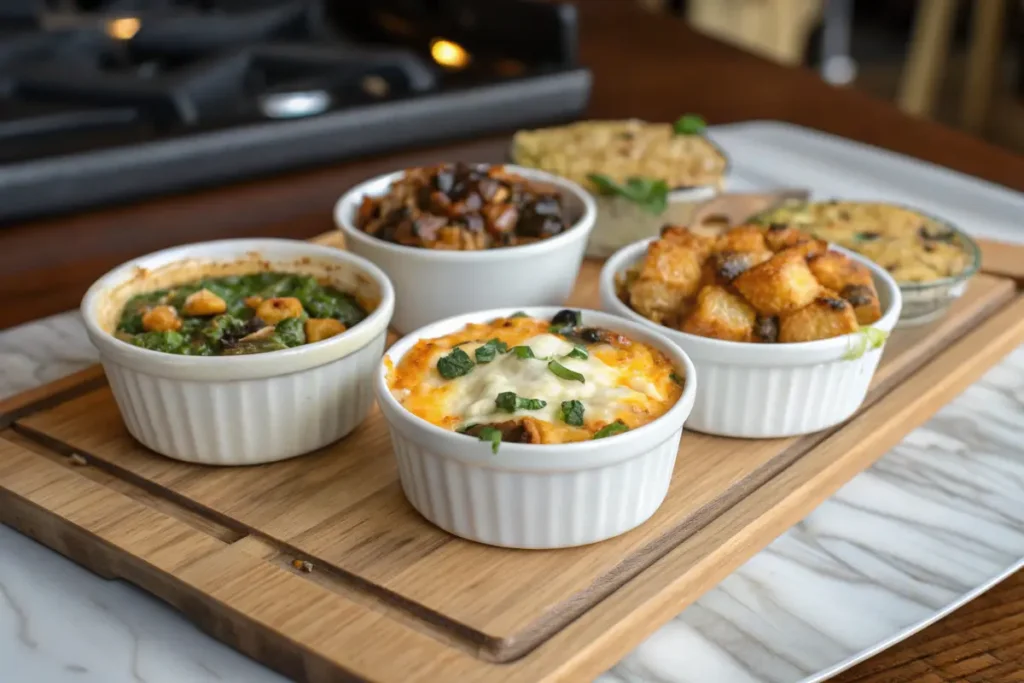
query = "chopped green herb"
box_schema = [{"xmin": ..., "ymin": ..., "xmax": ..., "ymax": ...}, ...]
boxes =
[
  {"xmin": 495, "ymin": 391, "xmax": 547, "ymax": 413},
  {"xmin": 477, "ymin": 426, "xmax": 502, "ymax": 454},
  {"xmin": 475, "ymin": 338, "xmax": 509, "ymax": 363},
  {"xmin": 508, "ymin": 311, "xmax": 529, "ymax": 318},
  {"xmin": 512, "ymin": 345, "xmax": 536, "ymax": 359},
  {"xmin": 437, "ymin": 347, "xmax": 475, "ymax": 378},
  {"xmin": 842, "ymin": 326, "xmax": 889, "ymax": 361},
  {"xmin": 457, "ymin": 423, "xmax": 477, "ymax": 433},
  {"xmin": 274, "ymin": 317, "xmax": 306, "ymax": 348},
  {"xmin": 559, "ymin": 400, "xmax": 585, "ymax": 426},
  {"xmin": 670, "ymin": 372, "xmax": 685, "ymax": 386},
  {"xmin": 587, "ymin": 174, "xmax": 669, "ymax": 215},
  {"xmin": 594, "ymin": 421, "xmax": 629, "ymax": 439},
  {"xmin": 673, "ymin": 114, "xmax": 707, "ymax": 135},
  {"xmin": 565, "ymin": 345, "xmax": 589, "ymax": 360},
  {"xmin": 131, "ymin": 330, "xmax": 185, "ymax": 353},
  {"xmin": 548, "ymin": 360, "xmax": 585, "ymax": 383}
]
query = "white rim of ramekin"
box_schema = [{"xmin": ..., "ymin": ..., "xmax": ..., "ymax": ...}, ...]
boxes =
[
  {"xmin": 599, "ymin": 237, "xmax": 903, "ymax": 367},
  {"xmin": 333, "ymin": 164, "xmax": 598, "ymax": 263},
  {"xmin": 81, "ymin": 238, "xmax": 395, "ymax": 382},
  {"xmin": 376, "ymin": 306, "xmax": 697, "ymax": 471}
]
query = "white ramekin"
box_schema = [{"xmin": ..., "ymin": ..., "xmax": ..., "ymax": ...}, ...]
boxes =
[
  {"xmin": 81, "ymin": 238, "xmax": 395, "ymax": 466},
  {"xmin": 599, "ymin": 240, "xmax": 902, "ymax": 439},
  {"xmin": 333, "ymin": 165, "xmax": 597, "ymax": 334},
  {"xmin": 375, "ymin": 306, "xmax": 698, "ymax": 549}
]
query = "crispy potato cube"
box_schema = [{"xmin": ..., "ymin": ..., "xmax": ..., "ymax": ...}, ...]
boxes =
[
  {"xmin": 807, "ymin": 251, "xmax": 873, "ymax": 291},
  {"xmin": 629, "ymin": 279, "xmax": 689, "ymax": 325},
  {"xmin": 305, "ymin": 318, "xmax": 346, "ymax": 343},
  {"xmin": 141, "ymin": 305, "xmax": 181, "ymax": 332},
  {"xmin": 680, "ymin": 285, "xmax": 756, "ymax": 342},
  {"xmin": 659, "ymin": 225, "xmax": 716, "ymax": 260},
  {"xmin": 778, "ymin": 293, "xmax": 859, "ymax": 342},
  {"xmin": 699, "ymin": 250, "xmax": 774, "ymax": 288},
  {"xmin": 182, "ymin": 288, "xmax": 227, "ymax": 316},
  {"xmin": 785, "ymin": 238, "xmax": 829, "ymax": 260},
  {"xmin": 256, "ymin": 297, "xmax": 305, "ymax": 325},
  {"xmin": 243, "ymin": 295, "xmax": 263, "ymax": 309},
  {"xmin": 714, "ymin": 225, "xmax": 767, "ymax": 255},
  {"xmin": 841, "ymin": 284, "xmax": 883, "ymax": 325},
  {"xmin": 732, "ymin": 251, "xmax": 820, "ymax": 316},
  {"xmin": 629, "ymin": 239, "xmax": 704, "ymax": 322},
  {"xmin": 762, "ymin": 226, "xmax": 828, "ymax": 257}
]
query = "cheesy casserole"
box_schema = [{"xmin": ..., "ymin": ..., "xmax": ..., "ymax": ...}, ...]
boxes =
[{"xmin": 386, "ymin": 310, "xmax": 684, "ymax": 448}]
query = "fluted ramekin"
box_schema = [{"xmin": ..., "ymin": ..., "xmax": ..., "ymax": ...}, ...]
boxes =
[
  {"xmin": 376, "ymin": 306, "xmax": 697, "ymax": 549},
  {"xmin": 81, "ymin": 238, "xmax": 395, "ymax": 466},
  {"xmin": 334, "ymin": 165, "xmax": 597, "ymax": 334},
  {"xmin": 599, "ymin": 240, "xmax": 902, "ymax": 438}
]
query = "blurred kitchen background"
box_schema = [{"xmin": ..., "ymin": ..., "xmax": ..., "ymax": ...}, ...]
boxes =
[
  {"xmin": 1, "ymin": 0, "xmax": 1021, "ymax": 225},
  {"xmin": 641, "ymin": 0, "xmax": 1024, "ymax": 152}
]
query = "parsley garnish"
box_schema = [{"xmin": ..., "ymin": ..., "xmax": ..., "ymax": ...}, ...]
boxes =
[
  {"xmin": 560, "ymin": 400, "xmax": 585, "ymax": 426},
  {"xmin": 437, "ymin": 347, "xmax": 474, "ymax": 379},
  {"xmin": 548, "ymin": 360, "xmax": 585, "ymax": 383},
  {"xmin": 673, "ymin": 114, "xmax": 707, "ymax": 135},
  {"xmin": 512, "ymin": 345, "xmax": 537, "ymax": 359},
  {"xmin": 842, "ymin": 326, "xmax": 889, "ymax": 360},
  {"xmin": 594, "ymin": 421, "xmax": 629, "ymax": 439},
  {"xmin": 565, "ymin": 345, "xmax": 588, "ymax": 360},
  {"xmin": 476, "ymin": 426, "xmax": 502, "ymax": 454},
  {"xmin": 495, "ymin": 391, "xmax": 547, "ymax": 413},
  {"xmin": 670, "ymin": 372, "xmax": 685, "ymax": 386},
  {"xmin": 508, "ymin": 311, "xmax": 529, "ymax": 318},
  {"xmin": 475, "ymin": 338, "xmax": 509, "ymax": 363},
  {"xmin": 587, "ymin": 174, "xmax": 669, "ymax": 215}
]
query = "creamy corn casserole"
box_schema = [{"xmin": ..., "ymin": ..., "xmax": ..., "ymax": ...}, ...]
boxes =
[
  {"xmin": 511, "ymin": 117, "xmax": 727, "ymax": 201},
  {"xmin": 753, "ymin": 200, "xmax": 972, "ymax": 283},
  {"xmin": 617, "ymin": 224, "xmax": 884, "ymax": 344},
  {"xmin": 386, "ymin": 310, "xmax": 684, "ymax": 450}
]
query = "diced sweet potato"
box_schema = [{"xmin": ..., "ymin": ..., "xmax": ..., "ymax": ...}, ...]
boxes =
[
  {"xmin": 305, "ymin": 318, "xmax": 346, "ymax": 343},
  {"xmin": 732, "ymin": 251, "xmax": 820, "ymax": 316},
  {"xmin": 141, "ymin": 305, "xmax": 181, "ymax": 332},
  {"xmin": 182, "ymin": 288, "xmax": 227, "ymax": 316},
  {"xmin": 680, "ymin": 285, "xmax": 756, "ymax": 342},
  {"xmin": 713, "ymin": 225, "xmax": 767, "ymax": 254},
  {"xmin": 256, "ymin": 297, "xmax": 304, "ymax": 325},
  {"xmin": 778, "ymin": 293, "xmax": 859, "ymax": 342}
]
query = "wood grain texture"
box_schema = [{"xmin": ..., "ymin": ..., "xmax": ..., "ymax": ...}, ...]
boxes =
[
  {"xmin": 3, "ymin": 0, "xmax": 1024, "ymax": 330},
  {"xmin": 0, "ymin": 253, "xmax": 1020, "ymax": 683},
  {"xmin": 2, "ymin": 293, "xmax": 1023, "ymax": 683}
]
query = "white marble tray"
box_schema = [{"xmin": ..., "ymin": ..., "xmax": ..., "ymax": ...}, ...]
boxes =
[{"xmin": 2, "ymin": 121, "xmax": 1024, "ymax": 683}]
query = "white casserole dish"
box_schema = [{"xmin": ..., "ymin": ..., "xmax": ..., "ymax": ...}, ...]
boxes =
[
  {"xmin": 375, "ymin": 306, "xmax": 698, "ymax": 549},
  {"xmin": 333, "ymin": 165, "xmax": 597, "ymax": 334},
  {"xmin": 599, "ymin": 239, "xmax": 902, "ymax": 439},
  {"xmin": 81, "ymin": 238, "xmax": 395, "ymax": 466}
]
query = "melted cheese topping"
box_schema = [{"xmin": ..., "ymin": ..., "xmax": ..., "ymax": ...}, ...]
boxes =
[{"xmin": 387, "ymin": 316, "xmax": 683, "ymax": 444}]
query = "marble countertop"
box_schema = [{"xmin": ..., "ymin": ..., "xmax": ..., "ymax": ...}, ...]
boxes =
[{"xmin": 2, "ymin": 311, "xmax": 1023, "ymax": 683}]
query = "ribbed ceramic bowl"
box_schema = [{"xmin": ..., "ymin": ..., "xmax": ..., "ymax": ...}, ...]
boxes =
[
  {"xmin": 376, "ymin": 306, "xmax": 698, "ymax": 549},
  {"xmin": 599, "ymin": 239, "xmax": 902, "ymax": 438},
  {"xmin": 334, "ymin": 165, "xmax": 596, "ymax": 334},
  {"xmin": 81, "ymin": 238, "xmax": 395, "ymax": 466}
]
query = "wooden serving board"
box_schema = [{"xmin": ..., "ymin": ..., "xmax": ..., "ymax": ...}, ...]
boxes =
[{"xmin": 2, "ymin": 232, "xmax": 1024, "ymax": 683}]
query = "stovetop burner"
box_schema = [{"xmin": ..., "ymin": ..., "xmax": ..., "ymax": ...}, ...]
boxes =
[{"xmin": 0, "ymin": 0, "xmax": 590, "ymax": 222}]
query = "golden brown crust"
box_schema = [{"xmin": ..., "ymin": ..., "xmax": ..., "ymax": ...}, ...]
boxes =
[{"xmin": 619, "ymin": 224, "xmax": 884, "ymax": 343}]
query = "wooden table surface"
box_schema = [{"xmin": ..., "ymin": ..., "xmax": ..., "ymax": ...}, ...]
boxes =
[{"xmin": 2, "ymin": 1, "xmax": 1022, "ymax": 680}]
